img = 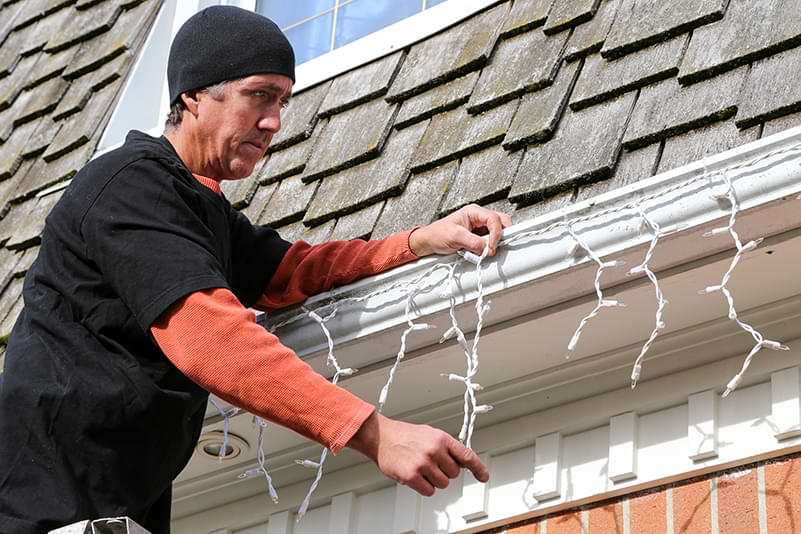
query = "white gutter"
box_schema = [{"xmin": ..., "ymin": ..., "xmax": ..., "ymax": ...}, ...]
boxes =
[{"xmin": 263, "ymin": 126, "xmax": 801, "ymax": 371}]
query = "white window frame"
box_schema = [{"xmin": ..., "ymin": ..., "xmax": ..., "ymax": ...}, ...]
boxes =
[{"xmin": 91, "ymin": 0, "xmax": 501, "ymax": 161}]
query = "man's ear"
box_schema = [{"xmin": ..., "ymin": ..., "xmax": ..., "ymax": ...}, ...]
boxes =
[{"xmin": 181, "ymin": 90, "xmax": 202, "ymax": 117}]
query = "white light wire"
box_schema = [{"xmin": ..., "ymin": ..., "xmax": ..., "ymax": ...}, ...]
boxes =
[
  {"xmin": 564, "ymin": 222, "xmax": 626, "ymax": 357},
  {"xmin": 208, "ymin": 397, "xmax": 240, "ymax": 462},
  {"xmin": 442, "ymin": 240, "xmax": 493, "ymax": 448},
  {"xmin": 698, "ymin": 171, "xmax": 790, "ymax": 396},
  {"xmin": 378, "ymin": 286, "xmax": 435, "ymax": 412},
  {"xmin": 628, "ymin": 205, "xmax": 680, "ymax": 388},
  {"xmin": 237, "ymin": 417, "xmax": 280, "ymax": 503},
  {"xmin": 251, "ymin": 140, "xmax": 800, "ymax": 520},
  {"xmin": 296, "ymin": 307, "xmax": 357, "ymax": 519}
]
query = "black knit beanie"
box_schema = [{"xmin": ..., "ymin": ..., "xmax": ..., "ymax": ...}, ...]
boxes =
[{"xmin": 167, "ymin": 6, "xmax": 295, "ymax": 105}]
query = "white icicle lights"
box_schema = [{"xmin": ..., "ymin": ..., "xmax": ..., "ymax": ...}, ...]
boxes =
[{"xmin": 231, "ymin": 141, "xmax": 799, "ymax": 522}]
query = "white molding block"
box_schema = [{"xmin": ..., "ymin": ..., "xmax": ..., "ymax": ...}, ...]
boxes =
[
  {"xmin": 609, "ymin": 412, "xmax": 638, "ymax": 483},
  {"xmin": 688, "ymin": 390, "xmax": 719, "ymax": 461},
  {"xmin": 266, "ymin": 511, "xmax": 292, "ymax": 534},
  {"xmin": 392, "ymin": 484, "xmax": 421, "ymax": 534},
  {"xmin": 771, "ymin": 367, "xmax": 801, "ymax": 440},
  {"xmin": 461, "ymin": 452, "xmax": 491, "ymax": 521},
  {"xmin": 328, "ymin": 492, "xmax": 355, "ymax": 534},
  {"xmin": 532, "ymin": 433, "xmax": 563, "ymax": 502}
]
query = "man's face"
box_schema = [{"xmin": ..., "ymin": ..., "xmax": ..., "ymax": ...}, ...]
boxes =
[{"xmin": 195, "ymin": 73, "xmax": 293, "ymax": 180}]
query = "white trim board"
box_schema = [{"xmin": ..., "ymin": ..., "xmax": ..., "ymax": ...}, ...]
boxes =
[{"xmin": 170, "ymin": 350, "xmax": 801, "ymax": 533}]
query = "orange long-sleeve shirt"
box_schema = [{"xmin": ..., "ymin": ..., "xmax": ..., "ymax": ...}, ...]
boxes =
[{"xmin": 151, "ymin": 175, "xmax": 419, "ymax": 452}]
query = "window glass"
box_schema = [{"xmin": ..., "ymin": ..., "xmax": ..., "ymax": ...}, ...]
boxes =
[
  {"xmin": 334, "ymin": 0, "xmax": 420, "ymax": 49},
  {"xmin": 257, "ymin": 0, "xmax": 452, "ymax": 65},
  {"xmin": 260, "ymin": 0, "xmax": 336, "ymax": 29},
  {"xmin": 284, "ymin": 11, "xmax": 335, "ymax": 65}
]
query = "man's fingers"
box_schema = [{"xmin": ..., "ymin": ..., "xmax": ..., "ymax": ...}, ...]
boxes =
[
  {"xmin": 408, "ymin": 474, "xmax": 436, "ymax": 497},
  {"xmin": 453, "ymin": 226, "xmax": 487, "ymax": 255},
  {"xmin": 422, "ymin": 464, "xmax": 450, "ymax": 490},
  {"xmin": 449, "ymin": 439, "xmax": 489, "ymax": 482},
  {"xmin": 437, "ymin": 451, "xmax": 461, "ymax": 479},
  {"xmin": 464, "ymin": 205, "xmax": 507, "ymax": 256}
]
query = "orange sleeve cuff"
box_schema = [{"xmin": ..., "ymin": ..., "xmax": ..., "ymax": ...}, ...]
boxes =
[
  {"xmin": 256, "ymin": 228, "xmax": 420, "ymax": 311},
  {"xmin": 151, "ymin": 288, "xmax": 374, "ymax": 454}
]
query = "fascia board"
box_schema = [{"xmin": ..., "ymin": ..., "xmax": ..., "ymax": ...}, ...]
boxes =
[{"xmin": 262, "ymin": 126, "xmax": 801, "ymax": 370}]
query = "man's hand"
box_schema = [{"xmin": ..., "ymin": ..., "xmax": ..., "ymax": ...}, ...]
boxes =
[
  {"xmin": 409, "ymin": 204, "xmax": 513, "ymax": 258},
  {"xmin": 347, "ymin": 412, "xmax": 489, "ymax": 496}
]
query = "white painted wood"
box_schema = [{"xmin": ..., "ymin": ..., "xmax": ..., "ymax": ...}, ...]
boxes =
[
  {"xmin": 532, "ymin": 433, "xmax": 562, "ymax": 502},
  {"xmin": 461, "ymin": 452, "xmax": 491, "ymax": 521},
  {"xmin": 266, "ymin": 511, "xmax": 292, "ymax": 534},
  {"xmin": 328, "ymin": 493, "xmax": 355, "ymax": 534},
  {"xmin": 609, "ymin": 412, "xmax": 638, "ymax": 482},
  {"xmin": 392, "ymin": 485, "xmax": 421, "ymax": 534},
  {"xmin": 171, "ymin": 351, "xmax": 801, "ymax": 534},
  {"xmin": 688, "ymin": 390, "xmax": 719, "ymax": 461},
  {"xmin": 771, "ymin": 367, "xmax": 801, "ymax": 440}
]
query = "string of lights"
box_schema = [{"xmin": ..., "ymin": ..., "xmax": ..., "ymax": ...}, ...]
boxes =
[
  {"xmin": 697, "ymin": 170, "xmax": 790, "ymax": 397},
  {"xmin": 223, "ymin": 140, "xmax": 800, "ymax": 519}
]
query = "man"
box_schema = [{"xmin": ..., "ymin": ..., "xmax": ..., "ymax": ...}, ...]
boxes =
[{"xmin": 0, "ymin": 6, "xmax": 511, "ymax": 533}]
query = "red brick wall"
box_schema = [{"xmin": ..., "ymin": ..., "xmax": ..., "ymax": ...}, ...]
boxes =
[{"xmin": 494, "ymin": 452, "xmax": 801, "ymax": 534}]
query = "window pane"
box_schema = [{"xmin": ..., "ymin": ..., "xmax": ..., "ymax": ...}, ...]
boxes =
[
  {"xmin": 284, "ymin": 12, "xmax": 334, "ymax": 64},
  {"xmin": 426, "ymin": 0, "xmax": 449, "ymax": 8},
  {"xmin": 334, "ymin": 0, "xmax": 420, "ymax": 49},
  {"xmin": 257, "ymin": 0, "xmax": 335, "ymax": 30}
]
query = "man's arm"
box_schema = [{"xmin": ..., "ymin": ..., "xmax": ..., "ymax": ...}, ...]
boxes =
[
  {"xmin": 152, "ymin": 204, "xmax": 509, "ymax": 494},
  {"xmin": 257, "ymin": 204, "xmax": 513, "ymax": 310}
]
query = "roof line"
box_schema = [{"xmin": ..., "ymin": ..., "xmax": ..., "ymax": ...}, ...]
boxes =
[{"xmin": 263, "ymin": 126, "xmax": 801, "ymax": 364}]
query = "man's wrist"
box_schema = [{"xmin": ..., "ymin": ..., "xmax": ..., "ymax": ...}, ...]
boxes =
[
  {"xmin": 408, "ymin": 225, "xmax": 431, "ymax": 257},
  {"xmin": 347, "ymin": 410, "xmax": 381, "ymax": 462}
]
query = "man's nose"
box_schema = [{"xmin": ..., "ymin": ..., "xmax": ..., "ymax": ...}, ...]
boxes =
[{"xmin": 259, "ymin": 108, "xmax": 281, "ymax": 134}]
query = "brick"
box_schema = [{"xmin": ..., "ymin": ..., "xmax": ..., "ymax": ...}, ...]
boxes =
[
  {"xmin": 673, "ymin": 479, "xmax": 712, "ymax": 534},
  {"xmin": 765, "ymin": 457, "xmax": 801, "ymax": 534},
  {"xmin": 548, "ymin": 512, "xmax": 582, "ymax": 534},
  {"xmin": 717, "ymin": 469, "xmax": 759, "ymax": 534},
  {"xmin": 506, "ymin": 522, "xmax": 540, "ymax": 534},
  {"xmin": 385, "ymin": 3, "xmax": 508, "ymax": 102},
  {"xmin": 629, "ymin": 491, "xmax": 666, "ymax": 534},
  {"xmin": 588, "ymin": 502, "xmax": 623, "ymax": 533}
]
